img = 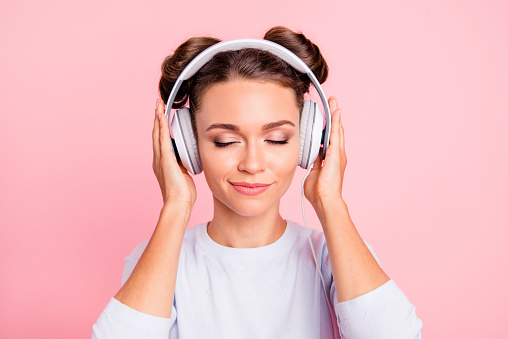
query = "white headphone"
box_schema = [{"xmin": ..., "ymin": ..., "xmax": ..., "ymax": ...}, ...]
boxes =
[{"xmin": 163, "ymin": 38, "xmax": 332, "ymax": 175}]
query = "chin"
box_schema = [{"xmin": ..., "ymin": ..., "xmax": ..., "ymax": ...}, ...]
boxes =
[{"xmin": 215, "ymin": 194, "xmax": 279, "ymax": 217}]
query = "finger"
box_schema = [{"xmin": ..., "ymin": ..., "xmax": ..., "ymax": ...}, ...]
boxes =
[
  {"xmin": 158, "ymin": 99, "xmax": 172, "ymax": 158},
  {"xmin": 329, "ymin": 97, "xmax": 341, "ymax": 149},
  {"xmin": 329, "ymin": 96, "xmax": 338, "ymax": 112},
  {"xmin": 339, "ymin": 111, "xmax": 345, "ymax": 151},
  {"xmin": 311, "ymin": 145, "xmax": 324, "ymax": 169},
  {"xmin": 153, "ymin": 99, "xmax": 161, "ymax": 167},
  {"xmin": 179, "ymin": 160, "xmax": 190, "ymax": 175},
  {"xmin": 338, "ymin": 111, "xmax": 347, "ymax": 168}
]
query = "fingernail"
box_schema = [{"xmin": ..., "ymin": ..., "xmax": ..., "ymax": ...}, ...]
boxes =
[
  {"xmin": 158, "ymin": 112, "xmax": 162, "ymax": 121},
  {"xmin": 155, "ymin": 98, "xmax": 159, "ymax": 109}
]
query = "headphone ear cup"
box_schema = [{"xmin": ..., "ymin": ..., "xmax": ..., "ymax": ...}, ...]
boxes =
[
  {"xmin": 299, "ymin": 100, "xmax": 311, "ymax": 168},
  {"xmin": 299, "ymin": 100, "xmax": 324, "ymax": 169},
  {"xmin": 170, "ymin": 108, "xmax": 202, "ymax": 175}
]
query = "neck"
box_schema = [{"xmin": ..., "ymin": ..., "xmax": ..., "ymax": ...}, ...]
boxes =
[{"xmin": 207, "ymin": 195, "xmax": 287, "ymax": 248}]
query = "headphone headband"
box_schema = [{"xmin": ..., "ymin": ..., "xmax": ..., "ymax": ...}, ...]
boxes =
[{"xmin": 164, "ymin": 38, "xmax": 331, "ymax": 159}]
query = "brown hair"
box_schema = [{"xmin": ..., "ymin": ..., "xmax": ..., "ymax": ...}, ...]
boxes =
[{"xmin": 158, "ymin": 26, "xmax": 329, "ymax": 141}]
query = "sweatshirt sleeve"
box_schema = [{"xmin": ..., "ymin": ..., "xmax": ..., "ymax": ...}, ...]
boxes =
[
  {"xmin": 91, "ymin": 240, "xmax": 177, "ymax": 339},
  {"xmin": 325, "ymin": 242, "xmax": 423, "ymax": 339}
]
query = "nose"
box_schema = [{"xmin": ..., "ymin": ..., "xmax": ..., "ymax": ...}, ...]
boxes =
[{"xmin": 237, "ymin": 141, "xmax": 266, "ymax": 174}]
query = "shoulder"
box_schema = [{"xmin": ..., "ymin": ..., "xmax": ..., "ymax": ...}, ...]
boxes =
[
  {"xmin": 286, "ymin": 219, "xmax": 329, "ymax": 267},
  {"xmin": 286, "ymin": 219, "xmax": 380, "ymax": 269},
  {"xmin": 119, "ymin": 223, "xmax": 206, "ymax": 286},
  {"xmin": 287, "ymin": 219, "xmax": 327, "ymax": 249},
  {"xmin": 124, "ymin": 223, "xmax": 205, "ymax": 259}
]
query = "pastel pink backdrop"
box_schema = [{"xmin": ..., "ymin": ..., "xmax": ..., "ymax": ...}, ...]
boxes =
[{"xmin": 1, "ymin": 0, "xmax": 506, "ymax": 337}]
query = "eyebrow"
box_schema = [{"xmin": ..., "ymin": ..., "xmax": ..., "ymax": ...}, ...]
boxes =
[{"xmin": 205, "ymin": 120, "xmax": 296, "ymax": 132}]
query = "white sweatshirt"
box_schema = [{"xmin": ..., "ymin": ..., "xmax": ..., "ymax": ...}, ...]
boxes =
[{"xmin": 91, "ymin": 219, "xmax": 422, "ymax": 338}]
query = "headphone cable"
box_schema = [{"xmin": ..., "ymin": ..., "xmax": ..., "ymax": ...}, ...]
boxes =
[{"xmin": 301, "ymin": 163, "xmax": 338, "ymax": 339}]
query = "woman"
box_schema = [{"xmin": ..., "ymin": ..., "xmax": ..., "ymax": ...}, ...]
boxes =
[{"xmin": 92, "ymin": 26, "xmax": 422, "ymax": 338}]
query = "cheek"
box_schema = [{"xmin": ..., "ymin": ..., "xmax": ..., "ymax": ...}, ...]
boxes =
[
  {"xmin": 198, "ymin": 143, "xmax": 236, "ymax": 173},
  {"xmin": 269, "ymin": 140, "xmax": 300, "ymax": 170},
  {"xmin": 265, "ymin": 135, "xmax": 302, "ymax": 166},
  {"xmin": 198, "ymin": 144, "xmax": 236, "ymax": 195}
]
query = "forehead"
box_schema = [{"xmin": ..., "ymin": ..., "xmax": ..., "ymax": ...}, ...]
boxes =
[{"xmin": 196, "ymin": 79, "xmax": 299, "ymax": 129}]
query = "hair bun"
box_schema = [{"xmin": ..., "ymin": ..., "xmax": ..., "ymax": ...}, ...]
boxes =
[
  {"xmin": 263, "ymin": 26, "xmax": 328, "ymax": 84},
  {"xmin": 159, "ymin": 37, "xmax": 221, "ymax": 108}
]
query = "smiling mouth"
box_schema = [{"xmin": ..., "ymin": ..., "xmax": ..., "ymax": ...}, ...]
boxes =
[
  {"xmin": 229, "ymin": 182, "xmax": 272, "ymax": 195},
  {"xmin": 229, "ymin": 181, "xmax": 272, "ymax": 188}
]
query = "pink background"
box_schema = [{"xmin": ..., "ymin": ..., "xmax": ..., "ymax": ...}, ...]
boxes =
[{"xmin": 1, "ymin": 0, "xmax": 506, "ymax": 337}]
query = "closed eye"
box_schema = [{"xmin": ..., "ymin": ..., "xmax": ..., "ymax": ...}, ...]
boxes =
[
  {"xmin": 213, "ymin": 139, "xmax": 289, "ymax": 148},
  {"xmin": 214, "ymin": 141, "xmax": 236, "ymax": 148},
  {"xmin": 266, "ymin": 139, "xmax": 288, "ymax": 145}
]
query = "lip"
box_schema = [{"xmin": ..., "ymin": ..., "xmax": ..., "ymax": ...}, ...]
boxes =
[
  {"xmin": 229, "ymin": 182, "xmax": 272, "ymax": 195},
  {"xmin": 229, "ymin": 182, "xmax": 272, "ymax": 188}
]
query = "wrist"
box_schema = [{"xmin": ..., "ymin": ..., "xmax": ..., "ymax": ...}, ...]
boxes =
[
  {"xmin": 162, "ymin": 199, "xmax": 194, "ymax": 209},
  {"xmin": 160, "ymin": 201, "xmax": 194, "ymax": 223},
  {"xmin": 314, "ymin": 196, "xmax": 349, "ymax": 224},
  {"xmin": 164, "ymin": 193, "xmax": 196, "ymax": 208}
]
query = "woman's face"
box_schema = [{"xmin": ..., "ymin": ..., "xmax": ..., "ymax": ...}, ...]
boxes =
[{"xmin": 195, "ymin": 78, "xmax": 300, "ymax": 217}]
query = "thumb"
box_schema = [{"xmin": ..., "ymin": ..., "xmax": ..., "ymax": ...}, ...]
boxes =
[{"xmin": 311, "ymin": 146, "xmax": 324, "ymax": 170}]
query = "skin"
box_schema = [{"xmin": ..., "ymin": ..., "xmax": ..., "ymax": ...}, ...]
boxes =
[
  {"xmin": 196, "ymin": 79, "xmax": 300, "ymax": 248},
  {"xmin": 113, "ymin": 77, "xmax": 389, "ymax": 319}
]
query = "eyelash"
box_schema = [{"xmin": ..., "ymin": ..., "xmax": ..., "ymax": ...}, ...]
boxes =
[{"xmin": 214, "ymin": 140, "xmax": 289, "ymax": 148}]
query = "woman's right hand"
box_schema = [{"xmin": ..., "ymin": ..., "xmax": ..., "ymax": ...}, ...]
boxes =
[{"xmin": 152, "ymin": 98, "xmax": 197, "ymax": 207}]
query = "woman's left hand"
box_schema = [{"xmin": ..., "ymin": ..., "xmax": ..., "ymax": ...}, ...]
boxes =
[{"xmin": 304, "ymin": 96, "xmax": 347, "ymax": 216}]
